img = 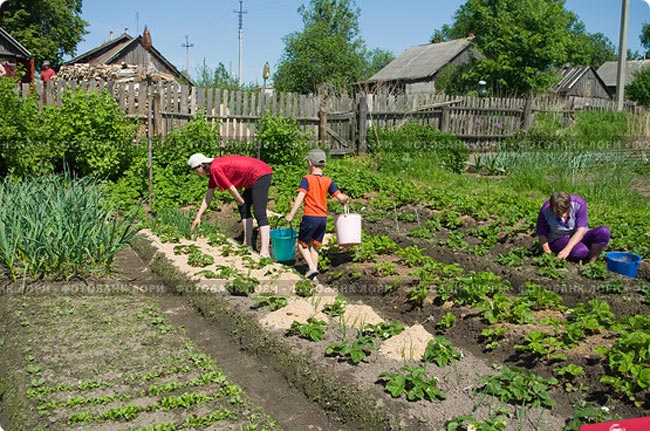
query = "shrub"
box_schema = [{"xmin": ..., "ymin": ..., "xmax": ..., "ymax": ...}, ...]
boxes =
[
  {"xmin": 259, "ymin": 114, "xmax": 309, "ymax": 166},
  {"xmin": 368, "ymin": 122, "xmax": 469, "ymax": 173},
  {"xmin": 42, "ymin": 89, "xmax": 138, "ymax": 180}
]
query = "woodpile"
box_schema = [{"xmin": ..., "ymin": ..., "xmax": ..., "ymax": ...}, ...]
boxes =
[{"xmin": 54, "ymin": 63, "xmax": 176, "ymax": 83}]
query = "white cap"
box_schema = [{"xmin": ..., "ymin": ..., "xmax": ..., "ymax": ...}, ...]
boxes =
[{"xmin": 188, "ymin": 153, "xmax": 213, "ymax": 169}]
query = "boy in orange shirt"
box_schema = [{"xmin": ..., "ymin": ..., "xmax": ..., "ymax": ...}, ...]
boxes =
[{"xmin": 285, "ymin": 149, "xmax": 349, "ymax": 281}]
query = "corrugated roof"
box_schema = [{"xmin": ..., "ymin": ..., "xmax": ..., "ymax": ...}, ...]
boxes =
[
  {"xmin": 65, "ymin": 33, "xmax": 132, "ymax": 65},
  {"xmin": 596, "ymin": 60, "xmax": 650, "ymax": 87},
  {"xmin": 553, "ymin": 66, "xmax": 591, "ymax": 92},
  {"xmin": 364, "ymin": 38, "xmax": 474, "ymax": 83}
]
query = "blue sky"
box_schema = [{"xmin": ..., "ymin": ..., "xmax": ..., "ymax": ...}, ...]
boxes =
[{"xmin": 72, "ymin": 0, "xmax": 650, "ymax": 84}]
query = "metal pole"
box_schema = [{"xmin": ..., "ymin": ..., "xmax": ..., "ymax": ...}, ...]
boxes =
[{"xmin": 616, "ymin": 0, "xmax": 630, "ymax": 111}]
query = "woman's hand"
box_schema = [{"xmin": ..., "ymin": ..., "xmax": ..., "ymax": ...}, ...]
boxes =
[
  {"xmin": 191, "ymin": 217, "xmax": 201, "ymax": 231},
  {"xmin": 557, "ymin": 247, "xmax": 572, "ymax": 260}
]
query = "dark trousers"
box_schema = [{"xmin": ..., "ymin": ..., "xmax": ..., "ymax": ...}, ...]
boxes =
[{"xmin": 238, "ymin": 174, "xmax": 271, "ymax": 227}]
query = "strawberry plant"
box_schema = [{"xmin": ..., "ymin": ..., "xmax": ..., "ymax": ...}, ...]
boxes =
[
  {"xmin": 361, "ymin": 321, "xmax": 405, "ymax": 340},
  {"xmin": 252, "ymin": 292, "xmax": 288, "ymax": 311},
  {"xmin": 563, "ymin": 402, "xmax": 620, "ymax": 431},
  {"xmin": 480, "ymin": 365, "xmax": 557, "ymax": 408},
  {"xmin": 225, "ymin": 276, "xmax": 258, "ymax": 296},
  {"xmin": 187, "ymin": 251, "xmax": 215, "ymax": 267},
  {"xmin": 378, "ymin": 365, "xmax": 446, "ymax": 402},
  {"xmin": 407, "ymin": 287, "xmax": 429, "ymax": 307},
  {"xmin": 287, "ymin": 318, "xmax": 328, "ymax": 342},
  {"xmin": 322, "ymin": 296, "xmax": 348, "ymax": 317},
  {"xmin": 533, "ymin": 253, "xmax": 568, "ymax": 279},
  {"xmin": 294, "ymin": 279, "xmax": 316, "ymax": 297},
  {"xmin": 422, "ymin": 336, "xmax": 462, "ymax": 367},
  {"xmin": 580, "ymin": 261, "xmax": 608, "ymax": 280},
  {"xmin": 397, "ymin": 245, "xmax": 431, "ymax": 267},
  {"xmin": 325, "ymin": 337, "xmax": 373, "ymax": 365},
  {"xmin": 434, "ymin": 312, "xmax": 456, "ymax": 333},
  {"xmin": 372, "ymin": 262, "xmax": 398, "ymax": 277},
  {"xmin": 480, "ymin": 326, "xmax": 508, "ymax": 351}
]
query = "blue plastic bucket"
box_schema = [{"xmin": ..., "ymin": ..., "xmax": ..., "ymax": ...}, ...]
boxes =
[
  {"xmin": 606, "ymin": 251, "xmax": 642, "ymax": 278},
  {"xmin": 270, "ymin": 227, "xmax": 297, "ymax": 262}
]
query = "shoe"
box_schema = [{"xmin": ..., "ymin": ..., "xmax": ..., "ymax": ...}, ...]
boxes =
[{"xmin": 306, "ymin": 271, "xmax": 319, "ymax": 280}]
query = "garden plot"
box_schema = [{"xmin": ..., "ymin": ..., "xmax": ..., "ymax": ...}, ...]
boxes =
[{"xmin": 140, "ymin": 225, "xmax": 569, "ymax": 431}]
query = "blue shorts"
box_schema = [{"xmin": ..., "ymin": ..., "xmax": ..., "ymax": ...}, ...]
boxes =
[{"xmin": 298, "ymin": 216, "xmax": 327, "ymax": 247}]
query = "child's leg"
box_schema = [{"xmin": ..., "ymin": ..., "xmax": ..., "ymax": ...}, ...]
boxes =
[
  {"xmin": 309, "ymin": 245, "xmax": 320, "ymax": 273},
  {"xmin": 299, "ymin": 245, "xmax": 318, "ymax": 274}
]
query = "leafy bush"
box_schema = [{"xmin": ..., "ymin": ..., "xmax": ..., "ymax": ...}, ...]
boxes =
[
  {"xmin": 259, "ymin": 114, "xmax": 309, "ymax": 166},
  {"xmin": 42, "ymin": 89, "xmax": 138, "ymax": 179},
  {"xmin": 369, "ymin": 122, "xmax": 469, "ymax": 173},
  {"xmin": 0, "ymin": 78, "xmax": 51, "ymax": 176}
]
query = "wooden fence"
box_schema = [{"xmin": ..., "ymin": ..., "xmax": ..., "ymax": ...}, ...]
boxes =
[{"xmin": 25, "ymin": 79, "xmax": 638, "ymax": 153}]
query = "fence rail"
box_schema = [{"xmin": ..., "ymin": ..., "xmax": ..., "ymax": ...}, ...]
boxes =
[{"xmin": 25, "ymin": 79, "xmax": 639, "ymax": 153}]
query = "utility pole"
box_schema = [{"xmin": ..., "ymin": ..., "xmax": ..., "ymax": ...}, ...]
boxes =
[
  {"xmin": 234, "ymin": 0, "xmax": 247, "ymax": 86},
  {"xmin": 182, "ymin": 35, "xmax": 194, "ymax": 76},
  {"xmin": 616, "ymin": 0, "xmax": 629, "ymax": 111}
]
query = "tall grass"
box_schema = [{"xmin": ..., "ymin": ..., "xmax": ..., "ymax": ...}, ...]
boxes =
[{"xmin": 0, "ymin": 175, "xmax": 138, "ymax": 281}]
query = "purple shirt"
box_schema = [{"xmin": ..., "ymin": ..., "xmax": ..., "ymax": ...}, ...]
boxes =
[{"xmin": 536, "ymin": 194, "xmax": 589, "ymax": 242}]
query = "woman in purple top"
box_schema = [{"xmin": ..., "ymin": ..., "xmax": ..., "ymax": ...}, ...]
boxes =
[{"xmin": 536, "ymin": 191, "xmax": 610, "ymax": 264}]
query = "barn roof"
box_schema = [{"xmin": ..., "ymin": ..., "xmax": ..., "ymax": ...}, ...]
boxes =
[
  {"xmin": 596, "ymin": 60, "xmax": 650, "ymax": 87},
  {"xmin": 65, "ymin": 30, "xmax": 185, "ymax": 81},
  {"xmin": 552, "ymin": 65, "xmax": 609, "ymax": 95},
  {"xmin": 0, "ymin": 26, "xmax": 31, "ymax": 60},
  {"xmin": 362, "ymin": 37, "xmax": 475, "ymax": 83}
]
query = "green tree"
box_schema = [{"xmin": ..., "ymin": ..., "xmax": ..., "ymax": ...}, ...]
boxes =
[
  {"xmin": 193, "ymin": 59, "xmax": 253, "ymax": 89},
  {"xmin": 362, "ymin": 47, "xmax": 395, "ymax": 79},
  {"xmin": 626, "ymin": 67, "xmax": 650, "ymax": 106},
  {"xmin": 640, "ymin": 22, "xmax": 650, "ymax": 57},
  {"xmin": 0, "ymin": 0, "xmax": 88, "ymax": 66},
  {"xmin": 273, "ymin": 0, "xmax": 366, "ymax": 94},
  {"xmin": 436, "ymin": 0, "xmax": 615, "ymax": 95}
]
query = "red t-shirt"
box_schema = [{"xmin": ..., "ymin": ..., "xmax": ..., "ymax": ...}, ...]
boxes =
[
  {"xmin": 40, "ymin": 68, "xmax": 55, "ymax": 82},
  {"xmin": 207, "ymin": 155, "xmax": 272, "ymax": 191}
]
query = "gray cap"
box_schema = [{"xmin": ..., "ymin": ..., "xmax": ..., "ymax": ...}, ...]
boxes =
[
  {"xmin": 305, "ymin": 149, "xmax": 326, "ymax": 165},
  {"xmin": 188, "ymin": 153, "xmax": 214, "ymax": 169}
]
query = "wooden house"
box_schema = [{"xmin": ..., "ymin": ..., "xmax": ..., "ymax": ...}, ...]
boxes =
[
  {"xmin": 552, "ymin": 65, "xmax": 611, "ymax": 100},
  {"xmin": 597, "ymin": 60, "xmax": 650, "ymax": 96},
  {"xmin": 358, "ymin": 37, "xmax": 479, "ymax": 94},
  {"xmin": 0, "ymin": 26, "xmax": 33, "ymax": 83},
  {"xmin": 64, "ymin": 27, "xmax": 187, "ymax": 83}
]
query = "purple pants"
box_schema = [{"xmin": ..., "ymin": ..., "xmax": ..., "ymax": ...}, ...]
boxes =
[{"xmin": 549, "ymin": 226, "xmax": 611, "ymax": 262}]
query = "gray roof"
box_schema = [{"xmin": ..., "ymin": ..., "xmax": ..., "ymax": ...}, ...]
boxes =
[
  {"xmin": 596, "ymin": 60, "xmax": 650, "ymax": 87},
  {"xmin": 0, "ymin": 26, "xmax": 31, "ymax": 60},
  {"xmin": 364, "ymin": 38, "xmax": 474, "ymax": 83}
]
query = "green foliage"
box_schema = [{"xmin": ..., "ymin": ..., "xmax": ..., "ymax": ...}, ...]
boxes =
[
  {"xmin": 580, "ymin": 261, "xmax": 608, "ymax": 280},
  {"xmin": 369, "ymin": 122, "xmax": 469, "ymax": 174},
  {"xmin": 225, "ymin": 276, "xmax": 259, "ymax": 296},
  {"xmin": 0, "ymin": 78, "xmax": 47, "ymax": 176},
  {"xmin": 378, "ymin": 365, "xmax": 446, "ymax": 402},
  {"xmin": 480, "ymin": 365, "xmax": 557, "ymax": 408},
  {"xmin": 445, "ymin": 410, "xmax": 509, "ymax": 431},
  {"xmin": 294, "ymin": 279, "xmax": 317, "ymax": 297},
  {"xmin": 0, "ymin": 175, "xmax": 138, "ymax": 281},
  {"xmin": 422, "ymin": 336, "xmax": 462, "ymax": 367},
  {"xmin": 259, "ymin": 114, "xmax": 309, "ymax": 166},
  {"xmin": 435, "ymin": 312, "xmax": 457, "ymax": 334},
  {"xmin": 287, "ymin": 317, "xmax": 328, "ymax": 342},
  {"xmin": 441, "ymin": 0, "xmax": 613, "ymax": 95},
  {"xmin": 567, "ymin": 111, "xmax": 628, "ymax": 147},
  {"xmin": 563, "ymin": 402, "xmax": 620, "ymax": 431},
  {"xmin": 322, "ymin": 296, "xmax": 348, "ymax": 316},
  {"xmin": 252, "ymin": 292, "xmax": 289, "ymax": 311},
  {"xmin": 273, "ymin": 0, "xmax": 366, "ymax": 93},
  {"xmin": 0, "ymin": 0, "xmax": 88, "ymax": 65},
  {"xmin": 626, "ymin": 66, "xmax": 650, "ymax": 106},
  {"xmin": 42, "ymin": 89, "xmax": 138, "ymax": 179}
]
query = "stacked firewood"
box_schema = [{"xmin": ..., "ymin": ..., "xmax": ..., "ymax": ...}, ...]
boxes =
[{"xmin": 55, "ymin": 63, "xmax": 176, "ymax": 83}]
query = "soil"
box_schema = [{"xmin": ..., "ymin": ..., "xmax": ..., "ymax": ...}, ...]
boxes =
[{"xmin": 2, "ymin": 199, "xmax": 649, "ymax": 431}]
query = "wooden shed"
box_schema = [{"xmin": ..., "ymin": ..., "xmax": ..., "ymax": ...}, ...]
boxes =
[
  {"xmin": 358, "ymin": 37, "xmax": 479, "ymax": 94},
  {"xmin": 552, "ymin": 66, "xmax": 611, "ymax": 100},
  {"xmin": 64, "ymin": 27, "xmax": 187, "ymax": 83},
  {"xmin": 0, "ymin": 26, "xmax": 33, "ymax": 83}
]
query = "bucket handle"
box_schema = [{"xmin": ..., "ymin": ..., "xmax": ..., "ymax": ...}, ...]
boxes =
[
  {"xmin": 273, "ymin": 217, "xmax": 293, "ymax": 230},
  {"xmin": 342, "ymin": 203, "xmax": 350, "ymax": 216}
]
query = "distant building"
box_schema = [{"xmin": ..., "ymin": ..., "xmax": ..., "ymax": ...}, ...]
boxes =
[
  {"xmin": 64, "ymin": 27, "xmax": 187, "ymax": 83},
  {"xmin": 597, "ymin": 60, "xmax": 650, "ymax": 96},
  {"xmin": 553, "ymin": 65, "xmax": 611, "ymax": 99},
  {"xmin": 0, "ymin": 26, "xmax": 33, "ymax": 83},
  {"xmin": 358, "ymin": 37, "xmax": 479, "ymax": 94}
]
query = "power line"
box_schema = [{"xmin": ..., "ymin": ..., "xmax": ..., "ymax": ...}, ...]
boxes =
[{"xmin": 234, "ymin": 0, "xmax": 247, "ymax": 85}]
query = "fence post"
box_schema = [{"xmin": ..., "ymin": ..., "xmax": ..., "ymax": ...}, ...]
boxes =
[
  {"xmin": 357, "ymin": 95, "xmax": 368, "ymax": 155},
  {"xmin": 319, "ymin": 98, "xmax": 327, "ymax": 145},
  {"xmin": 522, "ymin": 97, "xmax": 534, "ymax": 130},
  {"xmin": 440, "ymin": 105, "xmax": 450, "ymax": 133},
  {"xmin": 153, "ymin": 83, "xmax": 163, "ymax": 137}
]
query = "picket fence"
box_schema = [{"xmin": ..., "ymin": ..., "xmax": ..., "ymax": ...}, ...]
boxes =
[{"xmin": 25, "ymin": 79, "xmax": 637, "ymax": 154}]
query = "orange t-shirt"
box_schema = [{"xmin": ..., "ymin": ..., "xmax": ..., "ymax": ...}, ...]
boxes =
[{"xmin": 297, "ymin": 174, "xmax": 340, "ymax": 217}]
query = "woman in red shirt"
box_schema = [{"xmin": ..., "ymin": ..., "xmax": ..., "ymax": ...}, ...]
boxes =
[{"xmin": 189, "ymin": 153, "xmax": 273, "ymax": 257}]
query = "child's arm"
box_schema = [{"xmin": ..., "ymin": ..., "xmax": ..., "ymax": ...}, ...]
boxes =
[
  {"xmin": 285, "ymin": 191, "xmax": 307, "ymax": 223},
  {"xmin": 334, "ymin": 192, "xmax": 350, "ymax": 205}
]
